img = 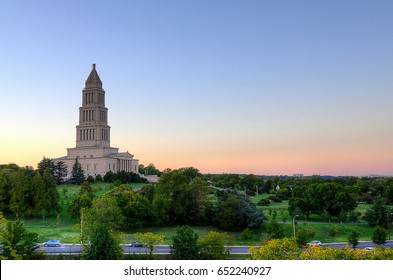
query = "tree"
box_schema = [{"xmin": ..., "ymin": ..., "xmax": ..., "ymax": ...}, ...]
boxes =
[
  {"xmin": 31, "ymin": 172, "xmax": 50, "ymax": 221},
  {"xmin": 37, "ymin": 157, "xmax": 55, "ymax": 176},
  {"xmin": 53, "ymin": 161, "xmax": 67, "ymax": 184},
  {"xmin": 83, "ymin": 197, "xmax": 124, "ymax": 235},
  {"xmin": 9, "ymin": 170, "xmax": 29, "ymax": 218},
  {"xmin": 70, "ymin": 158, "xmax": 85, "ymax": 185},
  {"xmin": 81, "ymin": 197, "xmax": 124, "ymax": 258},
  {"xmin": 372, "ymin": 226, "xmax": 387, "ymax": 246},
  {"xmin": 42, "ymin": 168, "xmax": 60, "ymax": 214},
  {"xmin": 250, "ymin": 238, "xmax": 300, "ymax": 260},
  {"xmin": 171, "ymin": 225, "xmax": 199, "ymax": 260},
  {"xmin": 216, "ymin": 193, "xmax": 240, "ymax": 230},
  {"xmin": 216, "ymin": 191, "xmax": 266, "ymax": 231},
  {"xmin": 139, "ymin": 163, "xmax": 161, "ymax": 176},
  {"xmin": 295, "ymin": 224, "xmax": 316, "ymax": 247},
  {"xmin": 106, "ymin": 184, "xmax": 153, "ymax": 229},
  {"xmin": 289, "ymin": 183, "xmax": 357, "ymax": 219},
  {"xmin": 82, "ymin": 227, "xmax": 123, "ymax": 260},
  {"xmin": 198, "ymin": 231, "xmax": 231, "ymax": 260},
  {"xmin": 364, "ymin": 196, "xmax": 389, "ymax": 228},
  {"xmin": 0, "ymin": 219, "xmax": 39, "ymax": 259},
  {"xmin": 152, "ymin": 169, "xmax": 210, "ymax": 225},
  {"xmin": 266, "ymin": 220, "xmax": 284, "ymax": 239},
  {"xmin": 0, "ymin": 169, "xmax": 13, "ymax": 214},
  {"xmin": 348, "ymin": 230, "xmax": 360, "ymax": 249},
  {"xmin": 133, "ymin": 232, "xmax": 165, "ymax": 259},
  {"xmin": 68, "ymin": 192, "xmax": 94, "ymax": 218},
  {"xmin": 288, "ymin": 185, "xmax": 313, "ymax": 219}
]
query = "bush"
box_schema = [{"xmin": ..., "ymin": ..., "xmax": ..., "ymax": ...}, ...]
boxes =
[
  {"xmin": 276, "ymin": 193, "xmax": 289, "ymax": 200},
  {"xmin": 87, "ymin": 175, "xmax": 95, "ymax": 183},
  {"xmin": 95, "ymin": 174, "xmax": 103, "ymax": 182},
  {"xmin": 329, "ymin": 225, "xmax": 339, "ymax": 237},
  {"xmin": 240, "ymin": 228, "xmax": 254, "ymax": 240},
  {"xmin": 268, "ymin": 196, "xmax": 282, "ymax": 203},
  {"xmin": 257, "ymin": 198, "xmax": 271, "ymax": 206}
]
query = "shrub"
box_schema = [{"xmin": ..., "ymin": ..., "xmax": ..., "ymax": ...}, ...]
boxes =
[
  {"xmin": 257, "ymin": 199, "xmax": 271, "ymax": 206},
  {"xmin": 268, "ymin": 196, "xmax": 282, "ymax": 203},
  {"xmin": 240, "ymin": 228, "xmax": 254, "ymax": 240},
  {"xmin": 87, "ymin": 175, "xmax": 95, "ymax": 183}
]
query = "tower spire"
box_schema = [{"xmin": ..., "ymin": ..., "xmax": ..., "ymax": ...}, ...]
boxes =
[{"xmin": 85, "ymin": 63, "xmax": 102, "ymax": 88}]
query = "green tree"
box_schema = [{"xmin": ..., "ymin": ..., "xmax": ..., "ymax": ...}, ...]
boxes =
[
  {"xmin": 42, "ymin": 168, "xmax": 60, "ymax": 214},
  {"xmin": 217, "ymin": 193, "xmax": 240, "ymax": 230},
  {"xmin": 133, "ymin": 232, "xmax": 165, "ymax": 259},
  {"xmin": 364, "ymin": 196, "xmax": 389, "ymax": 228},
  {"xmin": 266, "ymin": 220, "xmax": 284, "ymax": 239},
  {"xmin": 53, "ymin": 161, "xmax": 67, "ymax": 184},
  {"xmin": 70, "ymin": 158, "xmax": 85, "ymax": 185},
  {"xmin": 288, "ymin": 185, "xmax": 313, "ymax": 219},
  {"xmin": 348, "ymin": 230, "xmax": 360, "ymax": 249},
  {"xmin": 31, "ymin": 173, "xmax": 50, "ymax": 221},
  {"xmin": 82, "ymin": 227, "xmax": 123, "ymax": 260},
  {"xmin": 0, "ymin": 219, "xmax": 39, "ymax": 259},
  {"xmin": 81, "ymin": 197, "xmax": 124, "ymax": 257},
  {"xmin": 0, "ymin": 169, "xmax": 13, "ymax": 213},
  {"xmin": 68, "ymin": 192, "xmax": 94, "ymax": 218},
  {"xmin": 198, "ymin": 231, "xmax": 231, "ymax": 260},
  {"xmin": 9, "ymin": 170, "xmax": 29, "ymax": 218},
  {"xmin": 152, "ymin": 168, "xmax": 210, "ymax": 225},
  {"xmin": 106, "ymin": 184, "xmax": 153, "ymax": 229},
  {"xmin": 296, "ymin": 224, "xmax": 316, "ymax": 247},
  {"xmin": 83, "ymin": 197, "xmax": 124, "ymax": 234},
  {"xmin": 217, "ymin": 191, "xmax": 266, "ymax": 231},
  {"xmin": 171, "ymin": 225, "xmax": 199, "ymax": 260},
  {"xmin": 140, "ymin": 163, "xmax": 162, "ymax": 176},
  {"xmin": 37, "ymin": 157, "xmax": 55, "ymax": 176},
  {"xmin": 372, "ymin": 226, "xmax": 387, "ymax": 246}
]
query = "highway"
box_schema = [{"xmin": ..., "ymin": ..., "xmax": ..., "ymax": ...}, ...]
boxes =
[{"xmin": 37, "ymin": 241, "xmax": 393, "ymax": 255}]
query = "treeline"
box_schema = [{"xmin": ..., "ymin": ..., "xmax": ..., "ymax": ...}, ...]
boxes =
[
  {"xmin": 0, "ymin": 165, "xmax": 60, "ymax": 219},
  {"xmin": 206, "ymin": 173, "xmax": 393, "ymax": 204}
]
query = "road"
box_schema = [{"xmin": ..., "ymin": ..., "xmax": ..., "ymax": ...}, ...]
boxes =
[{"xmin": 37, "ymin": 241, "xmax": 393, "ymax": 255}]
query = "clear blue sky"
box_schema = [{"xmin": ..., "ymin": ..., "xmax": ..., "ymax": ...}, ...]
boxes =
[{"xmin": 1, "ymin": 0, "xmax": 393, "ymax": 176}]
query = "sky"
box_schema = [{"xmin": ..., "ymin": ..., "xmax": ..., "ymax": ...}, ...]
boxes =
[{"xmin": 1, "ymin": 0, "xmax": 393, "ymax": 176}]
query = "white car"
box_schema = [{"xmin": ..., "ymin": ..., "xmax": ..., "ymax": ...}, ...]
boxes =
[{"xmin": 307, "ymin": 240, "xmax": 322, "ymax": 246}]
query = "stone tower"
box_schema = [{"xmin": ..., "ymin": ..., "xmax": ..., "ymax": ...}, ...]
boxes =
[
  {"xmin": 55, "ymin": 64, "xmax": 139, "ymax": 179},
  {"xmin": 76, "ymin": 63, "xmax": 111, "ymax": 148}
]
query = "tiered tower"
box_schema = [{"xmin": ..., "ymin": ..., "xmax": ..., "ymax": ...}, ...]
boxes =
[{"xmin": 56, "ymin": 64, "xmax": 139, "ymax": 179}]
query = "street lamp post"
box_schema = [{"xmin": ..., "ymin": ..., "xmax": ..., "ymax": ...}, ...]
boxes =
[
  {"xmin": 388, "ymin": 212, "xmax": 393, "ymax": 241},
  {"xmin": 293, "ymin": 215, "xmax": 299, "ymax": 238}
]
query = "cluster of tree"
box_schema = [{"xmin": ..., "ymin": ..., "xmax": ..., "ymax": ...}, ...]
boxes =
[
  {"xmin": 288, "ymin": 182, "xmax": 357, "ymax": 220},
  {"xmin": 68, "ymin": 168, "xmax": 267, "ymax": 233},
  {"xmin": 0, "ymin": 166, "xmax": 60, "ymax": 220},
  {"xmin": 206, "ymin": 173, "xmax": 393, "ymax": 205},
  {"xmin": 151, "ymin": 168, "xmax": 266, "ymax": 230},
  {"xmin": 139, "ymin": 163, "xmax": 161, "ymax": 176},
  {"xmin": 249, "ymin": 238, "xmax": 393, "ymax": 260},
  {"xmin": 0, "ymin": 214, "xmax": 42, "ymax": 260},
  {"xmin": 171, "ymin": 226, "xmax": 232, "ymax": 260},
  {"xmin": 37, "ymin": 157, "xmax": 68, "ymax": 184}
]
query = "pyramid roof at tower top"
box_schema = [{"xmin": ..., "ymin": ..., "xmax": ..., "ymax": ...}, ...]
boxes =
[{"xmin": 85, "ymin": 63, "xmax": 102, "ymax": 87}]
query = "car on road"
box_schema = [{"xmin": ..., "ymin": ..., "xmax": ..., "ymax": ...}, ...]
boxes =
[
  {"xmin": 307, "ymin": 240, "xmax": 322, "ymax": 246},
  {"xmin": 364, "ymin": 246, "xmax": 374, "ymax": 251},
  {"xmin": 129, "ymin": 241, "xmax": 146, "ymax": 247},
  {"xmin": 43, "ymin": 240, "xmax": 61, "ymax": 247}
]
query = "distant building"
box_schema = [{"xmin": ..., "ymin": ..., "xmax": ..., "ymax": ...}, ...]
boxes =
[{"xmin": 55, "ymin": 64, "xmax": 139, "ymax": 179}]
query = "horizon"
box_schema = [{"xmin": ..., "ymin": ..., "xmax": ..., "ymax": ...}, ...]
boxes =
[{"xmin": 1, "ymin": 1, "xmax": 393, "ymax": 177}]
